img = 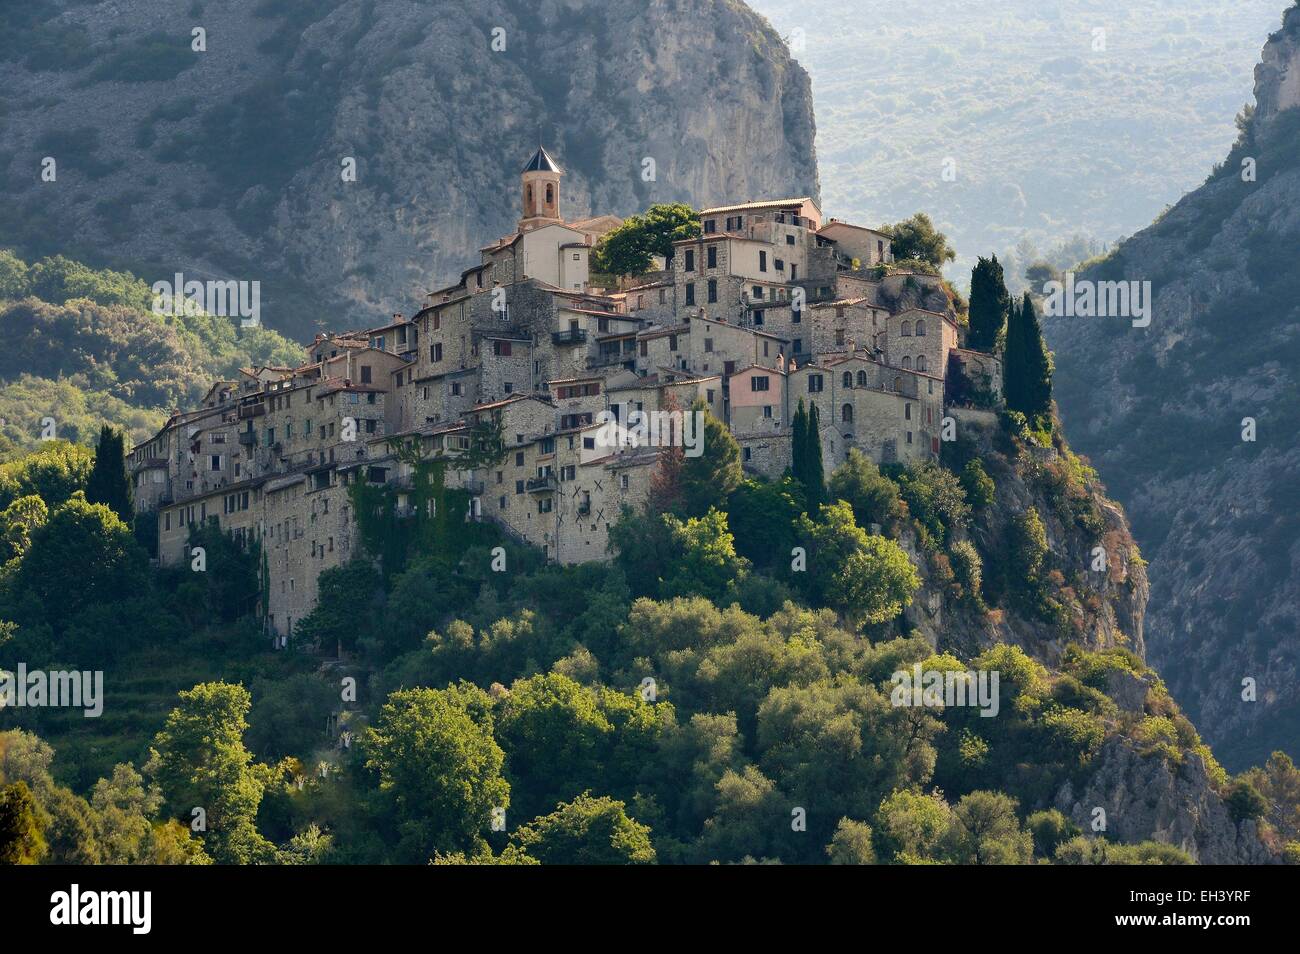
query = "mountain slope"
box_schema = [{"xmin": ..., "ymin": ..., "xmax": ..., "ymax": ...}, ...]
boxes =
[
  {"xmin": 1044, "ymin": 3, "xmax": 1300, "ymax": 770},
  {"xmin": 0, "ymin": 0, "xmax": 819, "ymax": 340}
]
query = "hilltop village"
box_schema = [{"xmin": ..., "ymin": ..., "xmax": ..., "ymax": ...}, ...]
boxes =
[{"xmin": 129, "ymin": 148, "xmax": 1003, "ymax": 638}]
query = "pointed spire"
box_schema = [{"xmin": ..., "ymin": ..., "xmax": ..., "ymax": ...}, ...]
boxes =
[{"xmin": 522, "ymin": 145, "xmax": 562, "ymax": 174}]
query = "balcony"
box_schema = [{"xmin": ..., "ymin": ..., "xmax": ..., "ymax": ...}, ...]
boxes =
[
  {"xmin": 552, "ymin": 329, "xmax": 588, "ymax": 346},
  {"xmin": 238, "ymin": 402, "xmax": 265, "ymax": 420},
  {"xmin": 238, "ymin": 431, "xmax": 256, "ymax": 446},
  {"xmin": 526, "ymin": 474, "xmax": 557, "ymax": 494}
]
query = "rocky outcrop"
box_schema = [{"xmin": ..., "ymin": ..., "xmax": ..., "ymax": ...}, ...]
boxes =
[
  {"xmin": 1043, "ymin": 2, "xmax": 1300, "ymax": 771},
  {"xmin": 0, "ymin": 0, "xmax": 818, "ymax": 339},
  {"xmin": 1055, "ymin": 740, "xmax": 1275, "ymax": 864}
]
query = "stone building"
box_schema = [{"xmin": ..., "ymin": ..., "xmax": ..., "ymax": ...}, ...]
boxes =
[{"xmin": 132, "ymin": 147, "xmax": 997, "ymax": 642}]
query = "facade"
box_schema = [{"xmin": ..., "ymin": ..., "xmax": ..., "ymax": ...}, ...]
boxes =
[{"xmin": 131, "ymin": 148, "xmax": 991, "ymax": 641}]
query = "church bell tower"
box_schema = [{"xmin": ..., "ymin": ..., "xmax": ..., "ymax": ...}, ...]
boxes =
[{"xmin": 519, "ymin": 145, "xmax": 563, "ymax": 232}]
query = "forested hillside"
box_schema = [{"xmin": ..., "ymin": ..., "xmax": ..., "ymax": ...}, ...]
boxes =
[
  {"xmin": 0, "ymin": 249, "xmax": 302, "ymax": 456},
  {"xmin": 2, "ymin": 383, "xmax": 1293, "ymax": 864}
]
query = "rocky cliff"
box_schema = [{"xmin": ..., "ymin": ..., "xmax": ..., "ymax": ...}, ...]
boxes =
[
  {"xmin": 1044, "ymin": 2, "xmax": 1300, "ymax": 771},
  {"xmin": 0, "ymin": 0, "xmax": 818, "ymax": 339}
]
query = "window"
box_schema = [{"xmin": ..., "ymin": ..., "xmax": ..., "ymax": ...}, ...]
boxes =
[
  {"xmin": 707, "ymin": 279, "xmax": 717, "ymax": 304},
  {"xmin": 704, "ymin": 219, "xmax": 716, "ymax": 234},
  {"xmin": 842, "ymin": 372, "xmax": 852, "ymax": 389},
  {"xmin": 835, "ymin": 329, "xmax": 845, "ymax": 346},
  {"xmin": 685, "ymin": 283, "xmax": 695, "ymax": 306},
  {"xmin": 431, "ymin": 343, "xmax": 442, "ymax": 361},
  {"xmin": 752, "ymin": 286, "xmax": 763, "ymax": 299},
  {"xmin": 669, "ymin": 335, "xmax": 679, "ymax": 350},
  {"xmin": 907, "ymin": 431, "xmax": 913, "ymax": 445},
  {"xmin": 210, "ymin": 455, "xmax": 222, "ymax": 471},
  {"xmin": 515, "ymin": 480, "xmax": 524, "ymax": 494},
  {"xmin": 707, "ymin": 389, "xmax": 715, "ymax": 403},
  {"xmin": 916, "ymin": 355, "xmax": 928, "ymax": 373},
  {"xmin": 807, "ymin": 374, "xmax": 824, "ymax": 393},
  {"xmin": 743, "ymin": 446, "xmax": 752, "ymax": 461},
  {"xmin": 901, "ymin": 321, "xmax": 912, "ymax": 337},
  {"xmin": 707, "ymin": 245, "xmax": 717, "ymax": 268},
  {"xmin": 763, "ymin": 405, "xmax": 773, "ymax": 418},
  {"xmin": 905, "ymin": 403, "xmax": 913, "ymax": 420},
  {"xmin": 915, "ymin": 319, "xmax": 926, "ymax": 336},
  {"xmin": 620, "ymin": 474, "xmax": 630, "ymax": 490},
  {"xmin": 842, "ymin": 404, "xmax": 853, "ymax": 423},
  {"xmin": 753, "ymin": 309, "xmax": 764, "ymax": 326},
  {"xmin": 515, "ymin": 451, "xmax": 524, "ymax": 466},
  {"xmin": 775, "ymin": 258, "xmax": 785, "ymax": 271},
  {"xmin": 759, "ymin": 251, "xmax": 767, "ymax": 272},
  {"xmin": 751, "ymin": 375, "xmax": 770, "ymax": 392},
  {"xmin": 451, "ymin": 382, "xmax": 462, "ymax": 396},
  {"xmin": 901, "ymin": 357, "xmax": 912, "ymax": 369},
  {"xmin": 494, "ymin": 340, "xmax": 512, "ymax": 356},
  {"xmin": 685, "ymin": 249, "xmax": 695, "ymax": 272},
  {"xmin": 360, "ymin": 365, "xmax": 372, "ymax": 383},
  {"xmin": 786, "ymin": 234, "xmax": 795, "ymax": 245},
  {"xmin": 538, "ymin": 497, "xmax": 553, "ymax": 514}
]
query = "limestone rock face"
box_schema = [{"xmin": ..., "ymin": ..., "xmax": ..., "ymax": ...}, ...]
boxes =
[
  {"xmin": 0, "ymin": 0, "xmax": 818, "ymax": 339},
  {"xmin": 1044, "ymin": 5, "xmax": 1300, "ymax": 771},
  {"xmin": 1055, "ymin": 739, "xmax": 1275, "ymax": 864}
]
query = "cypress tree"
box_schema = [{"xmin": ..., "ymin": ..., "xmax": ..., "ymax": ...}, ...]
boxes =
[
  {"xmin": 792, "ymin": 399, "xmax": 809, "ymax": 485},
  {"xmin": 1003, "ymin": 293, "xmax": 1054, "ymax": 428},
  {"xmin": 967, "ymin": 255, "xmax": 1010, "ymax": 352},
  {"xmin": 1020, "ymin": 293, "xmax": 1054, "ymax": 425},
  {"xmin": 805, "ymin": 403, "xmax": 825, "ymax": 510},
  {"xmin": 86, "ymin": 425, "xmax": 134, "ymax": 520}
]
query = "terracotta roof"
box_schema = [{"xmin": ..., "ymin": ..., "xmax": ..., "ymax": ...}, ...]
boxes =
[{"xmin": 699, "ymin": 197, "xmax": 819, "ymax": 216}]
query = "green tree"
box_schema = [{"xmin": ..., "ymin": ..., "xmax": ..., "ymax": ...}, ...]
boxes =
[
  {"xmin": 795, "ymin": 500, "xmax": 920, "ymax": 626},
  {"xmin": 791, "ymin": 399, "xmax": 808, "ymax": 488},
  {"xmin": 295, "ymin": 558, "xmax": 382, "ymax": 656},
  {"xmin": 511, "ymin": 792, "xmax": 656, "ymax": 864},
  {"xmin": 679, "ymin": 401, "xmax": 742, "ymax": 517},
  {"xmin": 0, "ymin": 780, "xmax": 46, "ymax": 864},
  {"xmin": 592, "ymin": 203, "xmax": 701, "ymax": 276},
  {"xmin": 941, "ymin": 791, "xmax": 1033, "ymax": 864},
  {"xmin": 0, "ymin": 249, "xmax": 29, "ymax": 300},
  {"xmin": 1003, "ymin": 292, "xmax": 1054, "ymax": 427},
  {"xmin": 875, "ymin": 789, "xmax": 952, "ymax": 864},
  {"xmin": 85, "ymin": 425, "xmax": 133, "ymax": 520},
  {"xmin": 959, "ymin": 458, "xmax": 996, "ymax": 509},
  {"xmin": 826, "ymin": 818, "xmax": 876, "ymax": 864},
  {"xmin": 803, "ymin": 403, "xmax": 825, "ymax": 510},
  {"xmin": 966, "ymin": 255, "xmax": 1010, "ymax": 352},
  {"xmin": 145, "ymin": 682, "xmax": 276, "ymax": 864},
  {"xmin": 828, "ymin": 449, "xmax": 904, "ymax": 530},
  {"xmin": 661, "ymin": 508, "xmax": 751, "ymax": 603},
  {"xmin": 0, "ymin": 440, "xmax": 93, "ymax": 511},
  {"xmin": 884, "ymin": 213, "xmax": 957, "ymax": 269},
  {"xmin": 364, "ymin": 683, "xmax": 509, "ymax": 860},
  {"xmin": 0, "ymin": 493, "xmax": 47, "ymax": 561},
  {"xmin": 725, "ymin": 477, "xmax": 803, "ymax": 569}
]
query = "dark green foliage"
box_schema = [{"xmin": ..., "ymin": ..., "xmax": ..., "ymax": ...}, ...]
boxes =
[
  {"xmin": 828, "ymin": 449, "xmax": 905, "ymax": 531},
  {"xmin": 1003, "ymin": 293, "xmax": 1054, "ymax": 428},
  {"xmin": 883, "ymin": 213, "xmax": 957, "ymax": 269},
  {"xmin": 967, "ymin": 255, "xmax": 1010, "ymax": 352},
  {"xmin": 510, "ymin": 792, "xmax": 655, "ymax": 864},
  {"xmin": 679, "ymin": 401, "xmax": 742, "ymax": 517},
  {"xmin": 726, "ymin": 477, "xmax": 803, "ymax": 569},
  {"xmin": 85, "ymin": 425, "xmax": 133, "ymax": 520},
  {"xmin": 295, "ymin": 559, "xmax": 383, "ymax": 656},
  {"xmin": 592, "ymin": 204, "xmax": 700, "ymax": 276}
]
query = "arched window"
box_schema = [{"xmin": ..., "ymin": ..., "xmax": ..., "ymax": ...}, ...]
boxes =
[
  {"xmin": 856, "ymin": 370, "xmax": 868, "ymax": 387},
  {"xmin": 901, "ymin": 320, "xmax": 912, "ymax": 337},
  {"xmin": 527, "ymin": 185, "xmax": 533, "ymax": 206},
  {"xmin": 914, "ymin": 319, "xmax": 926, "ymax": 336},
  {"xmin": 901, "ymin": 356, "xmax": 912, "ymax": 370},
  {"xmin": 841, "ymin": 404, "xmax": 853, "ymax": 423},
  {"xmin": 893, "ymin": 376, "xmax": 903, "ymax": 391},
  {"xmin": 842, "ymin": 371, "xmax": 853, "ymax": 389},
  {"xmin": 916, "ymin": 355, "xmax": 927, "ymax": 372},
  {"xmin": 546, "ymin": 184, "xmax": 554, "ymax": 204}
]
